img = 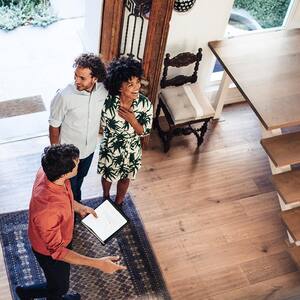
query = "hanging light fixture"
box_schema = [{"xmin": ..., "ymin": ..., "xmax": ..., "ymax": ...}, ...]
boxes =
[{"xmin": 174, "ymin": 0, "xmax": 196, "ymax": 12}]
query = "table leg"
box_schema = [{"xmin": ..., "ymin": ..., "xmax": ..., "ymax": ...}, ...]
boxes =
[{"xmin": 213, "ymin": 72, "xmax": 231, "ymax": 120}]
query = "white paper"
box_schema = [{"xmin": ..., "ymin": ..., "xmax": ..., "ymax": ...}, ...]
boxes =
[{"xmin": 81, "ymin": 200, "xmax": 127, "ymax": 242}]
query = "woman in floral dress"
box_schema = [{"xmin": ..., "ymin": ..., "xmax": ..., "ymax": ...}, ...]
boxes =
[{"xmin": 97, "ymin": 57, "xmax": 153, "ymax": 206}]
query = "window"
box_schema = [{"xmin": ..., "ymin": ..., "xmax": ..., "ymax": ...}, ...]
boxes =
[
  {"xmin": 212, "ymin": 0, "xmax": 295, "ymax": 75},
  {"xmin": 230, "ymin": 0, "xmax": 293, "ymax": 31}
]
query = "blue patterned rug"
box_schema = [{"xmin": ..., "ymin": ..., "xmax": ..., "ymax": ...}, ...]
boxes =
[{"xmin": 0, "ymin": 195, "xmax": 170, "ymax": 300}]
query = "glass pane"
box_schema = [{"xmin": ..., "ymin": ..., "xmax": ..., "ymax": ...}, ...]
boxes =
[
  {"xmin": 213, "ymin": 0, "xmax": 294, "ymax": 73},
  {"xmin": 229, "ymin": 0, "xmax": 293, "ymax": 33},
  {"xmin": 119, "ymin": 0, "xmax": 150, "ymax": 61}
]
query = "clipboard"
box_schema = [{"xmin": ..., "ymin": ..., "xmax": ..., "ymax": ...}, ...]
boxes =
[{"xmin": 81, "ymin": 199, "xmax": 129, "ymax": 245}]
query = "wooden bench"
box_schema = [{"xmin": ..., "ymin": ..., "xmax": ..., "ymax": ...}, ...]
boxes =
[
  {"xmin": 261, "ymin": 132, "xmax": 300, "ymax": 167},
  {"xmin": 281, "ymin": 207, "xmax": 300, "ymax": 243},
  {"xmin": 209, "ymin": 30, "xmax": 300, "ymax": 277},
  {"xmin": 272, "ymin": 169, "xmax": 300, "ymax": 205},
  {"xmin": 289, "ymin": 246, "xmax": 300, "ymax": 269}
]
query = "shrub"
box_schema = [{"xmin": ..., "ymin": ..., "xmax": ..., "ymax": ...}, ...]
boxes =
[
  {"xmin": 0, "ymin": 0, "xmax": 57, "ymax": 31},
  {"xmin": 234, "ymin": 0, "xmax": 292, "ymax": 28},
  {"xmin": 0, "ymin": 5, "xmax": 23, "ymax": 30},
  {"xmin": 0, "ymin": 0, "xmax": 42, "ymax": 7},
  {"xmin": 31, "ymin": 3, "xmax": 58, "ymax": 27}
]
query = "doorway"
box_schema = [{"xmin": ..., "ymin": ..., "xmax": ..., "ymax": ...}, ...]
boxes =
[{"xmin": 0, "ymin": 0, "xmax": 87, "ymax": 143}]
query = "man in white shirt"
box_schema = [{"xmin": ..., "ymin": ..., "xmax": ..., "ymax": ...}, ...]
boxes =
[{"xmin": 49, "ymin": 53, "xmax": 108, "ymax": 202}]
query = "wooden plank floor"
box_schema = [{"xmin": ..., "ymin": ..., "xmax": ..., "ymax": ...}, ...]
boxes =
[{"xmin": 1, "ymin": 103, "xmax": 300, "ymax": 300}]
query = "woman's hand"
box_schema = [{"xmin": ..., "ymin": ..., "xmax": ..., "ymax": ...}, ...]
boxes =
[
  {"xmin": 118, "ymin": 107, "xmax": 144, "ymax": 135},
  {"xmin": 118, "ymin": 106, "xmax": 135, "ymax": 123}
]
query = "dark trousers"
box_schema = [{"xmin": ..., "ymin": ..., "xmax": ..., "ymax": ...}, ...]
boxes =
[
  {"xmin": 18, "ymin": 248, "xmax": 70, "ymax": 300},
  {"xmin": 70, "ymin": 152, "xmax": 94, "ymax": 202}
]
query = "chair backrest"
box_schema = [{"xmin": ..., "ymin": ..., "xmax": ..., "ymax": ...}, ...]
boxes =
[{"xmin": 160, "ymin": 48, "xmax": 202, "ymax": 89}]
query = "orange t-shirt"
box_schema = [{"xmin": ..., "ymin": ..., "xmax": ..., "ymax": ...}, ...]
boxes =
[{"xmin": 28, "ymin": 168, "xmax": 74, "ymax": 260}]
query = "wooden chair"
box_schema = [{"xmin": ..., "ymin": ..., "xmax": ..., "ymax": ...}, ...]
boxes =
[{"xmin": 154, "ymin": 48, "xmax": 215, "ymax": 152}]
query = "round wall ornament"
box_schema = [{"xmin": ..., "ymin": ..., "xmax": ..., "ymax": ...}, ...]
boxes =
[{"xmin": 174, "ymin": 0, "xmax": 196, "ymax": 12}]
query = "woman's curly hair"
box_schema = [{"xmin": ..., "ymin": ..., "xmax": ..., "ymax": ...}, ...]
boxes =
[
  {"xmin": 73, "ymin": 53, "xmax": 106, "ymax": 82},
  {"xmin": 104, "ymin": 57, "xmax": 143, "ymax": 96}
]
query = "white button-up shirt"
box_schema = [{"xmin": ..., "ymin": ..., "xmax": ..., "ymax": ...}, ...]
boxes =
[{"xmin": 49, "ymin": 83, "xmax": 108, "ymax": 159}]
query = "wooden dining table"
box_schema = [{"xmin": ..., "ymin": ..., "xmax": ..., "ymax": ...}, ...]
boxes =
[{"xmin": 208, "ymin": 28, "xmax": 300, "ymax": 134}]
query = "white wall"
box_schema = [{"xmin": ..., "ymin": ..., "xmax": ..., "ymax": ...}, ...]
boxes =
[
  {"xmin": 82, "ymin": 0, "xmax": 103, "ymax": 53},
  {"xmin": 50, "ymin": 0, "xmax": 85, "ymax": 19},
  {"xmin": 87, "ymin": 0, "xmax": 300, "ymax": 83},
  {"xmin": 165, "ymin": 0, "xmax": 235, "ymax": 87},
  {"xmin": 285, "ymin": 0, "xmax": 300, "ymax": 29},
  {"xmin": 82, "ymin": 0, "xmax": 234, "ymax": 76}
]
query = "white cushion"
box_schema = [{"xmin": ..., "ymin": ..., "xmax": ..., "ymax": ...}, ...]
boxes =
[{"xmin": 160, "ymin": 83, "xmax": 215, "ymax": 125}]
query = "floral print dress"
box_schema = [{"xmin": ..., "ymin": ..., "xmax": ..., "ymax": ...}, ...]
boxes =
[{"xmin": 97, "ymin": 93, "xmax": 153, "ymax": 182}]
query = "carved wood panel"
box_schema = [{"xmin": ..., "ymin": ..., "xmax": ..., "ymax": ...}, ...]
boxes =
[
  {"xmin": 99, "ymin": 0, "xmax": 124, "ymax": 63},
  {"xmin": 100, "ymin": 0, "xmax": 175, "ymax": 147},
  {"xmin": 100, "ymin": 0, "xmax": 175, "ymax": 106}
]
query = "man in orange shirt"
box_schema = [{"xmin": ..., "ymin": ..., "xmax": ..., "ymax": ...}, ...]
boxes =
[{"xmin": 16, "ymin": 144, "xmax": 126, "ymax": 300}]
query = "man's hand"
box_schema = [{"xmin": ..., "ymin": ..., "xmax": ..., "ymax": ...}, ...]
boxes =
[
  {"xmin": 74, "ymin": 201, "xmax": 97, "ymax": 218},
  {"xmin": 95, "ymin": 256, "xmax": 127, "ymax": 274},
  {"xmin": 62, "ymin": 251, "xmax": 127, "ymax": 273}
]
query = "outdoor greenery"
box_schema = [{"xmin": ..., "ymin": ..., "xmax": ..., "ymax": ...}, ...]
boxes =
[
  {"xmin": 1, "ymin": 0, "xmax": 41, "ymax": 5},
  {"xmin": 234, "ymin": 0, "xmax": 292, "ymax": 28},
  {"xmin": 0, "ymin": 0, "xmax": 57, "ymax": 31}
]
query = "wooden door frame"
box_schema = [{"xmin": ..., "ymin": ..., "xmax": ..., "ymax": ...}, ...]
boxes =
[
  {"xmin": 99, "ymin": 0, "xmax": 124, "ymax": 63},
  {"xmin": 99, "ymin": 0, "xmax": 175, "ymax": 106},
  {"xmin": 142, "ymin": 0, "xmax": 175, "ymax": 105}
]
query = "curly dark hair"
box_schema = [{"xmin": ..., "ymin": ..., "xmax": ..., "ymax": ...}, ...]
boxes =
[
  {"xmin": 41, "ymin": 144, "xmax": 80, "ymax": 182},
  {"xmin": 104, "ymin": 57, "xmax": 143, "ymax": 96},
  {"xmin": 73, "ymin": 53, "xmax": 106, "ymax": 82}
]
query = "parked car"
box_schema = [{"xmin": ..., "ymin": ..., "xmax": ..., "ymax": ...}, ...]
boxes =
[{"xmin": 213, "ymin": 9, "xmax": 262, "ymax": 73}]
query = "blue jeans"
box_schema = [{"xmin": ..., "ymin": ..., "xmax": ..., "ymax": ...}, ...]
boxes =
[{"xmin": 70, "ymin": 153, "xmax": 94, "ymax": 202}]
